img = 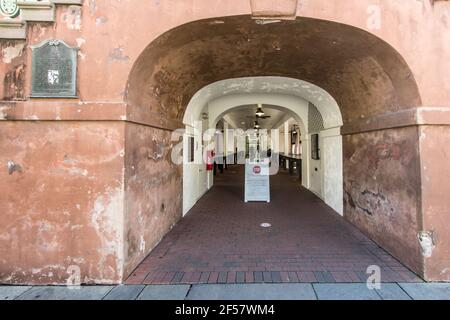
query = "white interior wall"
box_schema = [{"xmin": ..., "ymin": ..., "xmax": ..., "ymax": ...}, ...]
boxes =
[
  {"xmin": 183, "ymin": 118, "xmax": 213, "ymax": 216},
  {"xmin": 199, "ymin": 118, "xmax": 210, "ymax": 199},
  {"xmin": 320, "ymin": 128, "xmax": 343, "ymax": 214},
  {"xmin": 183, "ymin": 124, "xmax": 199, "ymax": 216}
]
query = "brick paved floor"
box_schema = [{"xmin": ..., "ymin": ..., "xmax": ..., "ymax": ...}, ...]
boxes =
[{"xmin": 126, "ymin": 165, "xmax": 422, "ymax": 285}]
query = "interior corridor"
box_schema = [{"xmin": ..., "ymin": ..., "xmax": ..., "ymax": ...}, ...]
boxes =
[{"xmin": 126, "ymin": 166, "xmax": 422, "ymax": 285}]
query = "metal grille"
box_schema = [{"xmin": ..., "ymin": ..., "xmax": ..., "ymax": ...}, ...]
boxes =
[{"xmin": 308, "ymin": 103, "xmax": 324, "ymax": 134}]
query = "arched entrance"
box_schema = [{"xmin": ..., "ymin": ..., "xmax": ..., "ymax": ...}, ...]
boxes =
[
  {"xmin": 181, "ymin": 76, "xmax": 343, "ymax": 216},
  {"xmin": 124, "ymin": 15, "xmax": 424, "ymax": 282},
  {"xmin": 2, "ymin": 1, "xmax": 449, "ymax": 286}
]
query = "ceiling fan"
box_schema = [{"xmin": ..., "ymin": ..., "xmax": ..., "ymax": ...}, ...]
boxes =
[{"xmin": 247, "ymin": 104, "xmax": 272, "ymax": 119}]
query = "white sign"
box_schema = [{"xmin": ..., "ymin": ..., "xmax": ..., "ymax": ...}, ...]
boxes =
[{"xmin": 245, "ymin": 159, "xmax": 270, "ymax": 203}]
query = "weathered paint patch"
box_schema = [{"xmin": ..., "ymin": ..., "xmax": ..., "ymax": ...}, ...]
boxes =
[
  {"xmin": 0, "ymin": 121, "xmax": 126, "ymax": 285},
  {"xmin": 96, "ymin": 16, "xmax": 108, "ymax": 25},
  {"xmin": 76, "ymin": 38, "xmax": 86, "ymax": 47},
  {"xmin": 3, "ymin": 64, "xmax": 25, "ymax": 100},
  {"xmin": 418, "ymin": 231, "xmax": 435, "ymax": 258},
  {"xmin": 90, "ymin": 186, "xmax": 124, "ymax": 283},
  {"xmin": 0, "ymin": 105, "xmax": 12, "ymax": 120},
  {"xmin": 61, "ymin": 5, "xmax": 82, "ymax": 30},
  {"xmin": 1, "ymin": 42, "xmax": 25, "ymax": 64},
  {"xmin": 343, "ymin": 127, "xmax": 423, "ymax": 276},
  {"xmin": 7, "ymin": 160, "xmax": 22, "ymax": 175},
  {"xmin": 109, "ymin": 47, "xmax": 129, "ymax": 63},
  {"xmin": 86, "ymin": 0, "xmax": 98, "ymax": 16}
]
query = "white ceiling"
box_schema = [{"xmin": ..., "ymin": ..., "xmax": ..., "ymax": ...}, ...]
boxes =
[
  {"xmin": 221, "ymin": 104, "xmax": 286, "ymax": 130},
  {"xmin": 184, "ymin": 77, "xmax": 342, "ymax": 129}
]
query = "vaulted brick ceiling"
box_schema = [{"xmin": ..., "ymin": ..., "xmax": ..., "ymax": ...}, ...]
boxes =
[{"xmin": 127, "ymin": 15, "xmax": 421, "ymax": 129}]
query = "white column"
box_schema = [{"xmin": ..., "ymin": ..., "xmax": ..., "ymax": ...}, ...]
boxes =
[
  {"xmin": 301, "ymin": 135, "xmax": 310, "ymax": 189},
  {"xmin": 284, "ymin": 122, "xmax": 290, "ymax": 170},
  {"xmin": 284, "ymin": 121, "xmax": 290, "ymax": 155},
  {"xmin": 225, "ymin": 122, "xmax": 235, "ymax": 164}
]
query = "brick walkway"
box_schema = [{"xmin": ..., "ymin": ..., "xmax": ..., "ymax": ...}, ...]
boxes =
[{"xmin": 126, "ymin": 166, "xmax": 422, "ymax": 285}]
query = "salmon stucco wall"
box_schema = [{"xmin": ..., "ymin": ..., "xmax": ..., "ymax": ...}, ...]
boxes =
[
  {"xmin": 419, "ymin": 125, "xmax": 450, "ymax": 281},
  {"xmin": 123, "ymin": 123, "xmax": 182, "ymax": 278},
  {"xmin": 343, "ymin": 127, "xmax": 423, "ymax": 275},
  {"xmin": 0, "ymin": 121, "xmax": 125, "ymax": 284},
  {"xmin": 0, "ymin": 0, "xmax": 449, "ymax": 284}
]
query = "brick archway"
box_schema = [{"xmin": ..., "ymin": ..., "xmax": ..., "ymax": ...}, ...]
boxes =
[
  {"xmin": 2, "ymin": 1, "xmax": 449, "ymax": 285},
  {"xmin": 124, "ymin": 15, "xmax": 427, "ymax": 280}
]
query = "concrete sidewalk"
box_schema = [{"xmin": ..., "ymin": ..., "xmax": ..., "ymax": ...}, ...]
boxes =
[{"xmin": 1, "ymin": 283, "xmax": 449, "ymax": 300}]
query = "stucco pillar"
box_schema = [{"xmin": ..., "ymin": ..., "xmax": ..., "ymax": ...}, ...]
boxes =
[
  {"xmin": 418, "ymin": 125, "xmax": 450, "ymax": 281},
  {"xmin": 343, "ymin": 126, "xmax": 423, "ymax": 278}
]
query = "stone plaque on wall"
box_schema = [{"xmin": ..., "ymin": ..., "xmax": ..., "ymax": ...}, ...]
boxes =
[{"xmin": 31, "ymin": 40, "xmax": 78, "ymax": 98}]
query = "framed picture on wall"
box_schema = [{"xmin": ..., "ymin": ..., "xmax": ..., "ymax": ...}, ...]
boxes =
[{"xmin": 311, "ymin": 134, "xmax": 320, "ymax": 160}]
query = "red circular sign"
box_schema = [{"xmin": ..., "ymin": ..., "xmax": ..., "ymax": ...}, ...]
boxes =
[{"xmin": 253, "ymin": 166, "xmax": 261, "ymax": 174}]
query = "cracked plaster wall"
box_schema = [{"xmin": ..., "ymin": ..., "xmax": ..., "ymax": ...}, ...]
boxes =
[{"xmin": 0, "ymin": 121, "xmax": 125, "ymax": 284}]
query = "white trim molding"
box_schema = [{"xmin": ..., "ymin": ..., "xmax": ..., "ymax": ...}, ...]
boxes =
[
  {"xmin": 1, "ymin": 0, "xmax": 83, "ymax": 39},
  {"xmin": 17, "ymin": 0, "xmax": 54, "ymax": 22},
  {"xmin": 0, "ymin": 17, "xmax": 25, "ymax": 39}
]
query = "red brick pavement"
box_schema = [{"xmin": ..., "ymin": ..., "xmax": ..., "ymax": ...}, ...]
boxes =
[{"xmin": 126, "ymin": 165, "xmax": 422, "ymax": 284}]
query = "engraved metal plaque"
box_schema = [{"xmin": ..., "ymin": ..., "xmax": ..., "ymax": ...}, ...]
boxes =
[{"xmin": 31, "ymin": 40, "xmax": 78, "ymax": 98}]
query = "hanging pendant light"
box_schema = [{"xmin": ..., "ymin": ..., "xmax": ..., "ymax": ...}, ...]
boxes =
[
  {"xmin": 254, "ymin": 120, "xmax": 260, "ymax": 129},
  {"xmin": 256, "ymin": 104, "xmax": 265, "ymax": 117}
]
